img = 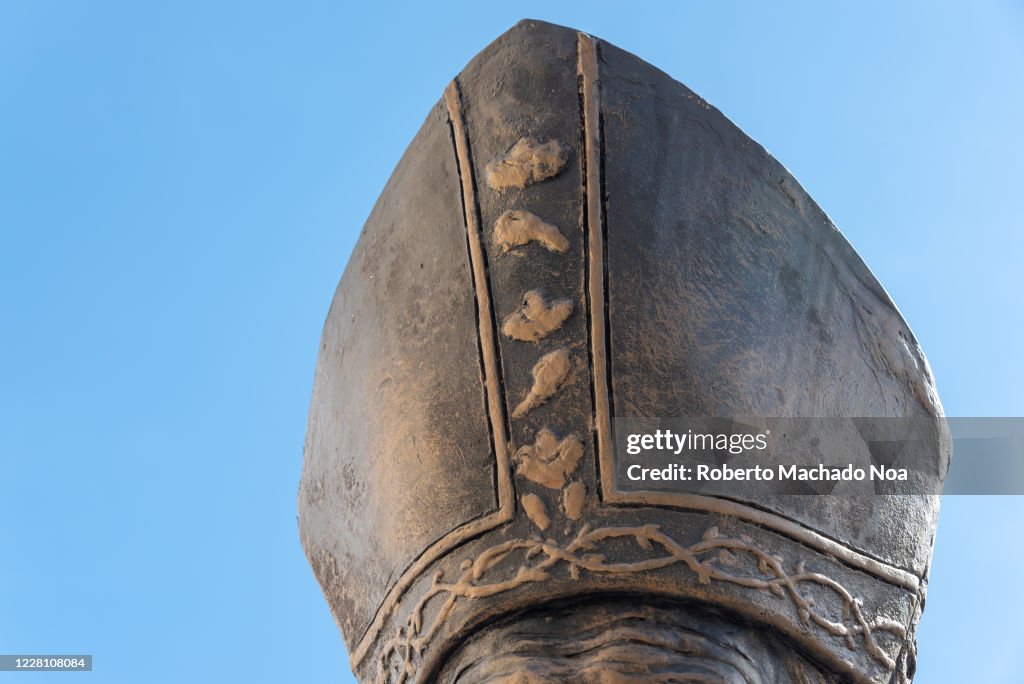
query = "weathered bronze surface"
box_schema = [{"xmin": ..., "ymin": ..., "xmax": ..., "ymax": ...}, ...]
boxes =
[{"xmin": 299, "ymin": 19, "xmax": 948, "ymax": 683}]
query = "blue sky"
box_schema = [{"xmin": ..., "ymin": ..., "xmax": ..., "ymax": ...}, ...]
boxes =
[{"xmin": 1, "ymin": 2, "xmax": 1022, "ymax": 682}]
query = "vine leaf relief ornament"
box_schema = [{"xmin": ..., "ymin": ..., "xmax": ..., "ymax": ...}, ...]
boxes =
[
  {"xmin": 485, "ymin": 137, "xmax": 571, "ymax": 191},
  {"xmin": 502, "ymin": 290, "xmax": 574, "ymax": 342},
  {"xmin": 561, "ymin": 481, "xmax": 585, "ymax": 520},
  {"xmin": 493, "ymin": 210, "xmax": 569, "ymax": 254},
  {"xmin": 511, "ymin": 349, "xmax": 572, "ymax": 418},
  {"xmin": 514, "ymin": 428, "xmax": 584, "ymax": 489},
  {"xmin": 520, "ymin": 493, "xmax": 550, "ymax": 531}
]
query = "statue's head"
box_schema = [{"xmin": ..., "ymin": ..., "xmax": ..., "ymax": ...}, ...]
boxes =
[{"xmin": 299, "ymin": 20, "xmax": 948, "ymax": 683}]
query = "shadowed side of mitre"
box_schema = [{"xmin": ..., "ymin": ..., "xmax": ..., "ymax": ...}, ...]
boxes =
[{"xmin": 299, "ymin": 18, "xmax": 948, "ymax": 684}]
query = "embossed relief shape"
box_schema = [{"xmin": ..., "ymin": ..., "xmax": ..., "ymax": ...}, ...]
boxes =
[
  {"xmin": 485, "ymin": 132, "xmax": 585, "ymax": 528},
  {"xmin": 455, "ymin": 22, "xmax": 596, "ymax": 546},
  {"xmin": 486, "ymin": 135, "xmax": 585, "ymax": 530}
]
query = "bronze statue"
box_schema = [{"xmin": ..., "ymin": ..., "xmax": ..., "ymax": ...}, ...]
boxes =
[{"xmin": 298, "ymin": 20, "xmax": 948, "ymax": 683}]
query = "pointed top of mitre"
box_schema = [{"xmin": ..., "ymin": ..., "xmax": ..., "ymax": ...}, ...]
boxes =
[{"xmin": 300, "ymin": 20, "xmax": 947, "ymax": 683}]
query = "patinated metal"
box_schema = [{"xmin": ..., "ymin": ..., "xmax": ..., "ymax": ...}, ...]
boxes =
[{"xmin": 299, "ymin": 20, "xmax": 948, "ymax": 683}]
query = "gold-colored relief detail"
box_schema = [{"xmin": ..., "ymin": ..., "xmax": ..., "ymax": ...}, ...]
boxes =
[
  {"xmin": 485, "ymin": 137, "xmax": 570, "ymax": 192},
  {"xmin": 376, "ymin": 525, "xmax": 905, "ymax": 682},
  {"xmin": 512, "ymin": 349, "xmax": 572, "ymax": 418},
  {"xmin": 562, "ymin": 482, "xmax": 586, "ymax": 520},
  {"xmin": 493, "ymin": 210, "xmax": 569, "ymax": 254},
  {"xmin": 521, "ymin": 494, "xmax": 550, "ymax": 531},
  {"xmin": 502, "ymin": 290, "xmax": 574, "ymax": 343},
  {"xmin": 514, "ymin": 428, "xmax": 584, "ymax": 489}
]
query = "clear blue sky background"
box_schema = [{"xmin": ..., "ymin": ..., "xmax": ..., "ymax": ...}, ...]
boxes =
[{"xmin": 2, "ymin": 2, "xmax": 1022, "ymax": 682}]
